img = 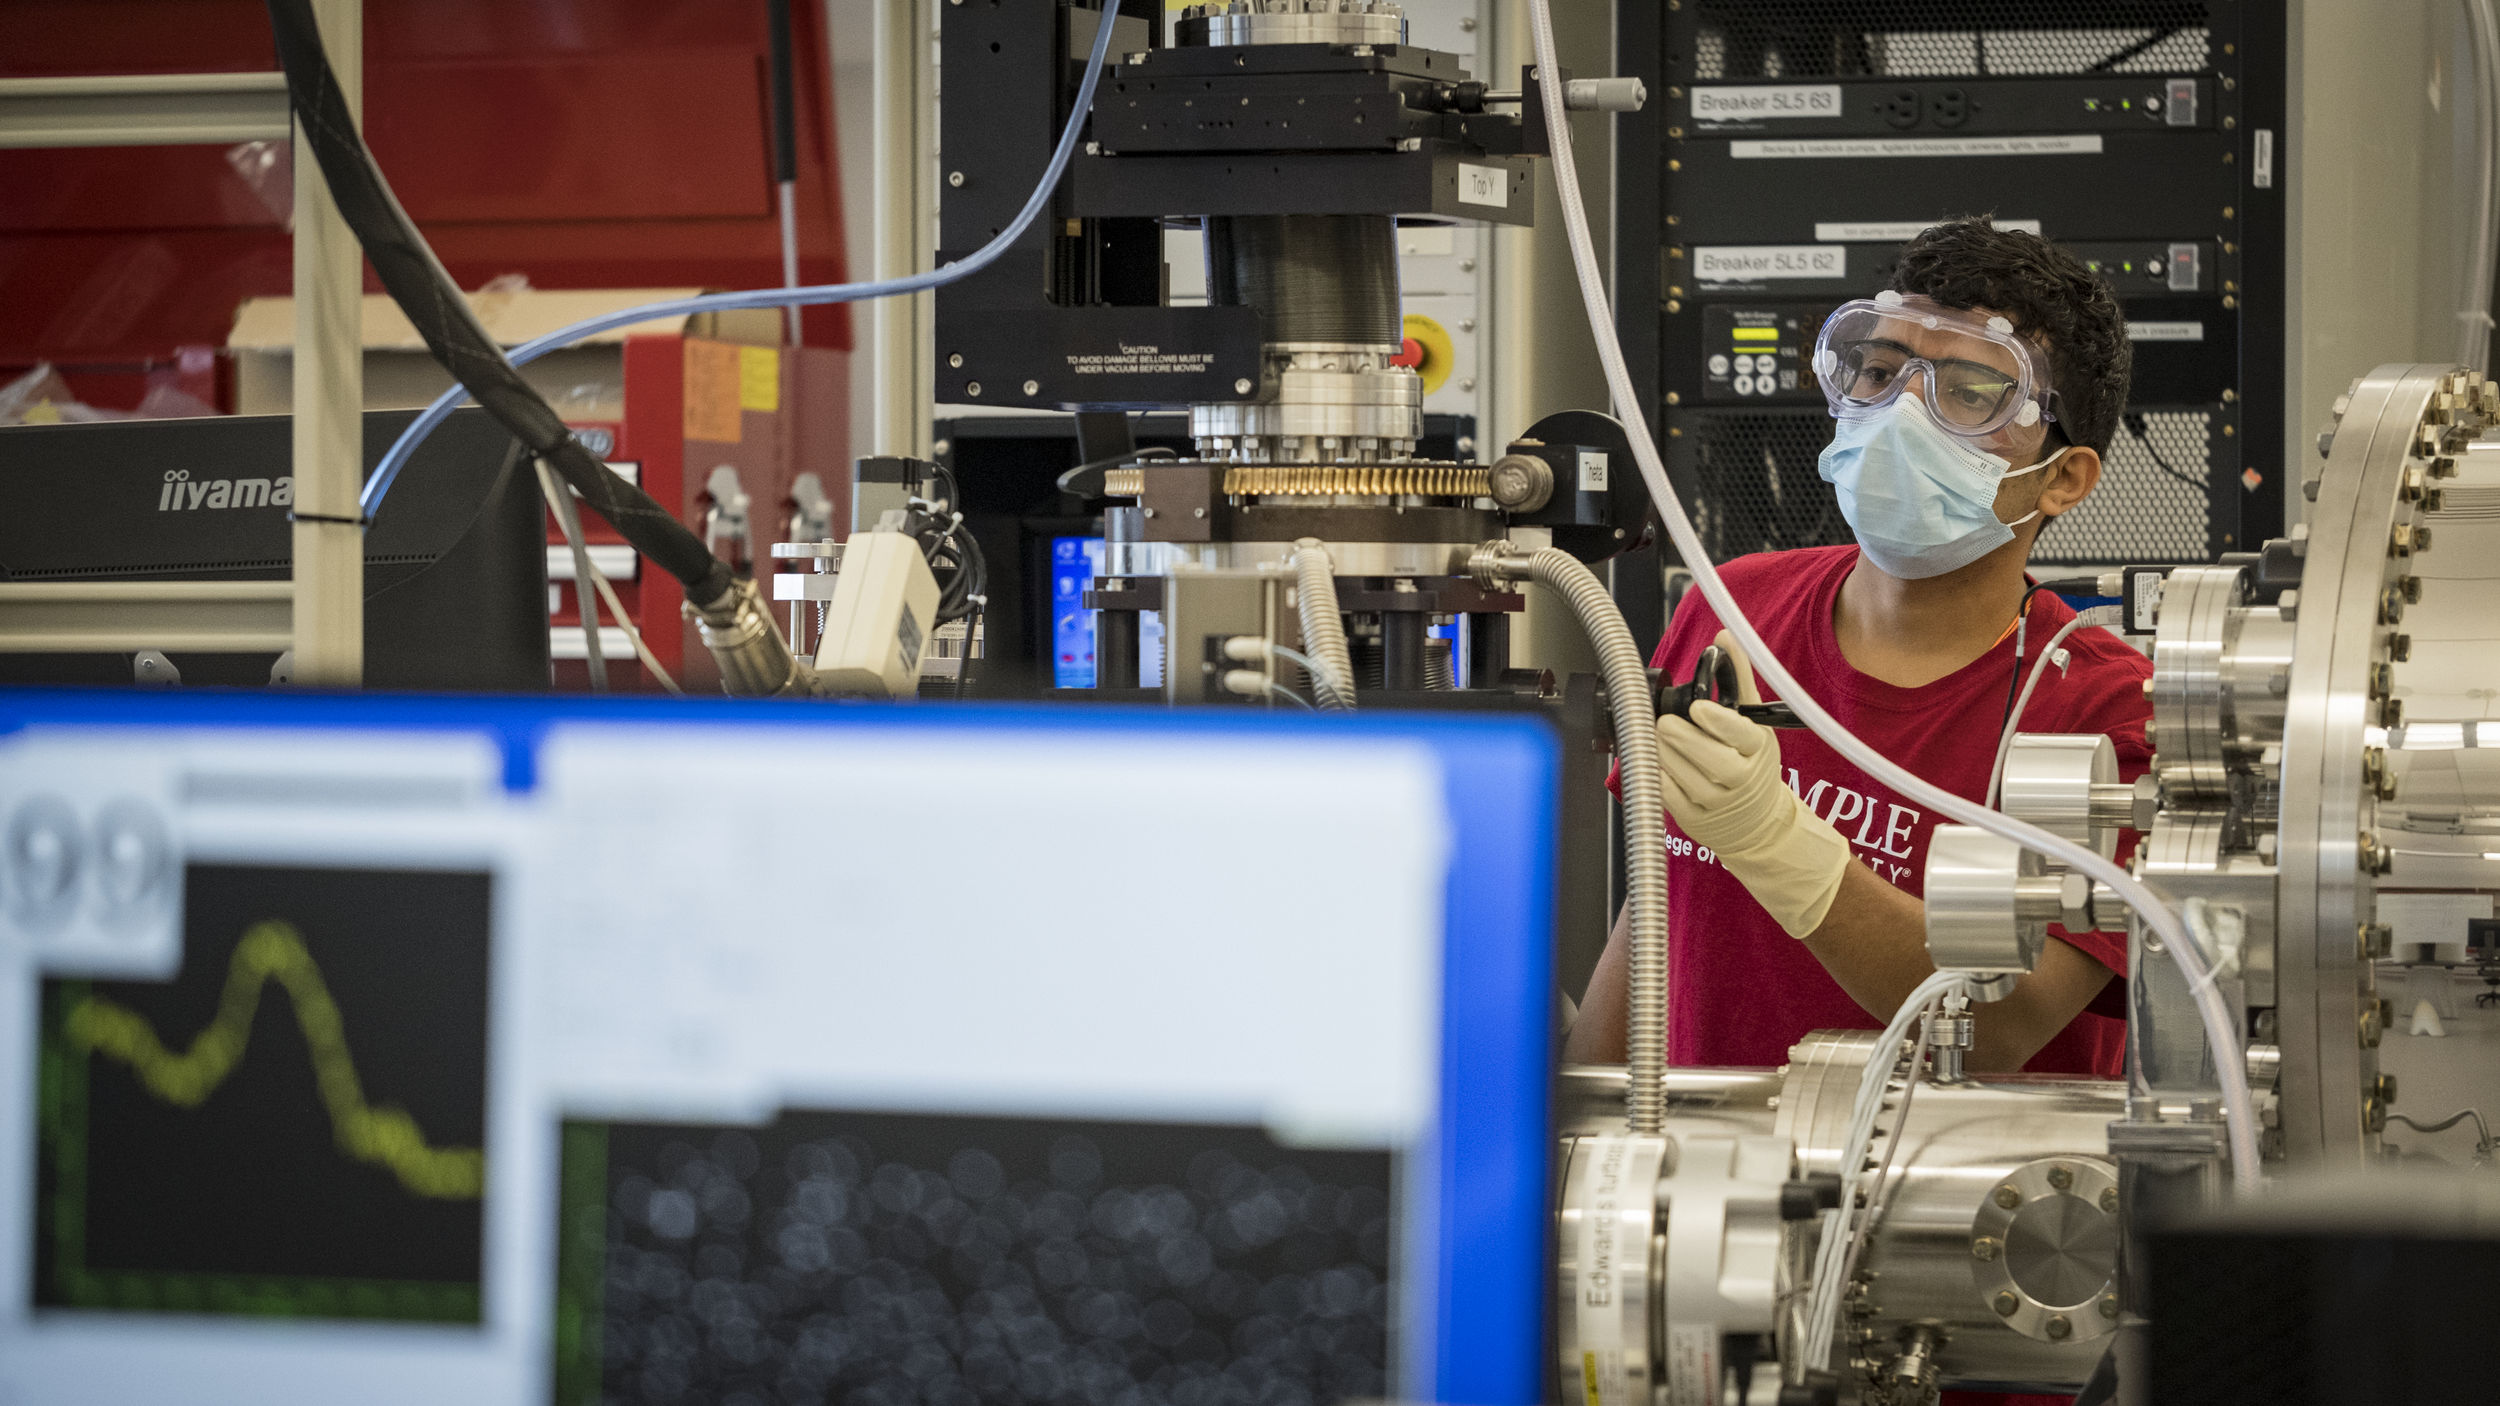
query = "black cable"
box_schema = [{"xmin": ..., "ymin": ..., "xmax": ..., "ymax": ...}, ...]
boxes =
[
  {"xmin": 1995, "ymin": 581, "xmax": 2052, "ymax": 743},
  {"xmin": 2090, "ymin": 26, "xmax": 2182, "ymax": 73},
  {"xmin": 262, "ymin": 0, "xmax": 736, "ymax": 608},
  {"xmin": 767, "ymin": 0, "xmax": 798, "ymax": 186},
  {"xmin": 2124, "ymin": 412, "xmax": 2210, "ymax": 493},
  {"xmin": 901, "ymin": 497, "xmax": 985, "ymax": 625},
  {"xmin": 1056, "ymin": 446, "xmax": 1174, "ymax": 498}
]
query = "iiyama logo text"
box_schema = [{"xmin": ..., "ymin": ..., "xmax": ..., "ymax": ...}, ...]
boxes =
[{"xmin": 157, "ymin": 468, "xmax": 294, "ymax": 512}]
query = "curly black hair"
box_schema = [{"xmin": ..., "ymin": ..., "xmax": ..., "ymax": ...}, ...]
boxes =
[{"xmin": 1887, "ymin": 216, "xmax": 2132, "ymax": 455}]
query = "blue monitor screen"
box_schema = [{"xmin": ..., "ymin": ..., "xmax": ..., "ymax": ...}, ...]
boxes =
[
  {"xmin": 1049, "ymin": 536, "xmax": 1104, "ymax": 688},
  {"xmin": 0, "ymin": 690, "xmax": 1556, "ymax": 1406}
]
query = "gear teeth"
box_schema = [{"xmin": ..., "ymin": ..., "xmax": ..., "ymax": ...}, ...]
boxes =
[
  {"xmin": 1211, "ymin": 464, "xmax": 1493, "ymax": 497},
  {"xmin": 1106, "ymin": 464, "xmax": 1493, "ymax": 498}
]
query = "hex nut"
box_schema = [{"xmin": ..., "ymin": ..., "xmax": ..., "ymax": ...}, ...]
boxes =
[
  {"xmin": 1994, "ymin": 1185, "xmax": 2022, "ymax": 1210},
  {"xmin": 1972, "ymin": 1237, "xmax": 2000, "ymax": 1262},
  {"xmin": 2099, "ymin": 1294, "xmax": 2121, "ymax": 1320},
  {"xmin": 2047, "ymin": 1315, "xmax": 2074, "ymax": 1340},
  {"xmin": 2047, "ymin": 1165, "xmax": 2074, "ymax": 1192},
  {"xmin": 1994, "ymin": 1292, "xmax": 2020, "ymax": 1317},
  {"xmin": 2099, "ymin": 1187, "xmax": 2120, "ymax": 1214}
]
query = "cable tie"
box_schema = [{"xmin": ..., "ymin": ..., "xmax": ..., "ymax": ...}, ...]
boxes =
[{"xmin": 287, "ymin": 509, "xmax": 372, "ymax": 527}]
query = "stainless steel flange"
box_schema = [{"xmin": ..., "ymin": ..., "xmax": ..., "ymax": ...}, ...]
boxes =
[{"xmin": 2276, "ymin": 364, "xmax": 2467, "ymax": 1161}]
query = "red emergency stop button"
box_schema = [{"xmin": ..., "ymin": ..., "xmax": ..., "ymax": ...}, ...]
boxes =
[{"xmin": 1390, "ymin": 337, "xmax": 1425, "ymax": 369}]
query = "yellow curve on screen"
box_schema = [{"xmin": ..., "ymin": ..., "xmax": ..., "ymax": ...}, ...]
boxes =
[{"xmin": 64, "ymin": 919, "xmax": 484, "ymax": 1201}]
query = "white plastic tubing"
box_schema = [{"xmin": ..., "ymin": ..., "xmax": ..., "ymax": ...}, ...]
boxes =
[
  {"xmin": 361, "ymin": 4, "xmax": 1125, "ymax": 515},
  {"xmin": 1522, "ymin": 0, "xmax": 2258, "ymax": 1187},
  {"xmin": 1802, "ymin": 970, "xmax": 1969, "ymax": 1369}
]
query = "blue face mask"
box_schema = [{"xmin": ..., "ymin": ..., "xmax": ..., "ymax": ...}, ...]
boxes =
[{"xmin": 1817, "ymin": 397, "xmax": 2068, "ymax": 580}]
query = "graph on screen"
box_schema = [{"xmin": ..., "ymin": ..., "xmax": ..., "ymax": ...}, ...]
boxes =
[{"xmin": 34, "ymin": 864, "xmax": 492, "ymax": 1322}]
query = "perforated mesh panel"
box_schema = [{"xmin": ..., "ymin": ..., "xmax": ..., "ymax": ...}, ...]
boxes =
[
  {"xmin": 1682, "ymin": 408, "xmax": 2217, "ymax": 567},
  {"xmin": 1689, "ymin": 2, "xmax": 2211, "ymax": 80},
  {"xmin": 1684, "ymin": 412, "xmax": 1855, "ymax": 562},
  {"xmin": 2038, "ymin": 408, "xmax": 2214, "ymax": 564}
]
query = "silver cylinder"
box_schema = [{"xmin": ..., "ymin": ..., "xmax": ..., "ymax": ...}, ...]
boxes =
[
  {"xmin": 1556, "ymin": 1041, "xmax": 2131, "ymax": 1397},
  {"xmin": 1174, "ymin": 0, "xmax": 1407, "ymax": 49},
  {"xmin": 1922, "ymin": 825, "xmax": 2048, "ymax": 996},
  {"xmin": 1772, "ymin": 1034, "xmax": 2128, "ymax": 1388},
  {"xmin": 2000, "ymin": 733, "xmax": 2121, "ymax": 859}
]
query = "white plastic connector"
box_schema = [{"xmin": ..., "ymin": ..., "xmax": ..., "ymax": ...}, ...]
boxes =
[
  {"xmin": 812, "ymin": 528, "xmax": 941, "ymax": 698},
  {"xmin": 1561, "ymin": 76, "xmax": 1646, "ymax": 112},
  {"xmin": 1219, "ymin": 669, "xmax": 1271, "ymax": 698},
  {"xmin": 1220, "ymin": 636, "xmax": 1270, "ymax": 664}
]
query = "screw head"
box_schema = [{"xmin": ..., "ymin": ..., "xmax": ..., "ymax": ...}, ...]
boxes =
[
  {"xmin": 2047, "ymin": 1165, "xmax": 2074, "ymax": 1192},
  {"xmin": 1994, "ymin": 1184, "xmax": 2022, "ymax": 1210},
  {"xmin": 2099, "ymin": 1187, "xmax": 2120, "ymax": 1214},
  {"xmin": 948, "ymin": 352, "xmax": 964, "ymax": 369},
  {"xmin": 2047, "ymin": 1314, "xmax": 2074, "ymax": 1340},
  {"xmin": 947, "ymin": 170, "xmax": 965, "ymax": 188},
  {"xmin": 967, "ymin": 381, "xmax": 983, "ymax": 397},
  {"xmin": 1972, "ymin": 1236, "xmax": 2000, "ymax": 1261},
  {"xmin": 1022, "ymin": 379, "xmax": 1040, "ymax": 397},
  {"xmin": 1994, "ymin": 1291, "xmax": 2020, "ymax": 1317},
  {"xmin": 2099, "ymin": 1294, "xmax": 2121, "ymax": 1319},
  {"xmin": 1233, "ymin": 378, "xmax": 1253, "ymax": 395}
]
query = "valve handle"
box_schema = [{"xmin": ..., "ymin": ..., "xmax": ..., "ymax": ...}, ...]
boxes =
[{"xmin": 1657, "ymin": 643, "xmax": 1805, "ymax": 729}]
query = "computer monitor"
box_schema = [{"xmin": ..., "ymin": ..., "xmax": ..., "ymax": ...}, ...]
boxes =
[
  {"xmin": 0, "ymin": 408, "xmax": 548, "ymax": 690},
  {"xmin": 0, "ymin": 689, "xmax": 1556, "ymax": 1406}
]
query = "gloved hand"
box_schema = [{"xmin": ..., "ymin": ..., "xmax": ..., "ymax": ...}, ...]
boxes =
[{"xmin": 1655, "ymin": 630, "xmax": 1851, "ymax": 937}]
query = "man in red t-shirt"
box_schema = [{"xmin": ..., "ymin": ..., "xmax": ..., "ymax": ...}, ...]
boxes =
[{"xmin": 1569, "ymin": 218, "xmax": 2148, "ymax": 1080}]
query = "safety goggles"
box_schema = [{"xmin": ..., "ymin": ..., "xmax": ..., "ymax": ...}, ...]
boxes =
[{"xmin": 1810, "ymin": 292, "xmax": 2058, "ymax": 441}]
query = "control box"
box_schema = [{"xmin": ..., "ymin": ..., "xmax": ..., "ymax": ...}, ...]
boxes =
[{"xmin": 1616, "ymin": 0, "xmax": 2286, "ymax": 572}]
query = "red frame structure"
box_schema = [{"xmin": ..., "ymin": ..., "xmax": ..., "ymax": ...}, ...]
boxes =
[{"xmin": 2, "ymin": 0, "xmax": 853, "ymax": 409}]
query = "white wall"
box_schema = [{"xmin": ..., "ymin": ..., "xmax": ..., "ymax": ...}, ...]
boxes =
[{"xmin": 2287, "ymin": 0, "xmax": 2481, "ymax": 523}]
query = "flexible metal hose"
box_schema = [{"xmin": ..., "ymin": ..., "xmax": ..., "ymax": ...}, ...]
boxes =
[
  {"xmin": 1515, "ymin": 546, "xmax": 1669, "ymax": 1133},
  {"xmin": 1290, "ymin": 539, "xmax": 1358, "ymax": 710}
]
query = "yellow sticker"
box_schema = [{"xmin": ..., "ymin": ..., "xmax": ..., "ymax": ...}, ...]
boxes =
[
  {"xmin": 683, "ymin": 340, "xmax": 742, "ymax": 444},
  {"xmin": 738, "ymin": 345, "xmax": 781, "ymax": 414},
  {"xmin": 1581, "ymin": 1352, "xmax": 1603, "ymax": 1406}
]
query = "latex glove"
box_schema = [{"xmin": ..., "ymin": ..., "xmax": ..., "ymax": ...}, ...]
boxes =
[{"xmin": 1655, "ymin": 630, "xmax": 1851, "ymax": 937}]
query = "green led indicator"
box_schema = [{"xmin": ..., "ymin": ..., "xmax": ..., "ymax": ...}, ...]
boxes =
[
  {"xmin": 2122, "ymin": 261, "xmax": 2136, "ymax": 272},
  {"xmin": 2120, "ymin": 99, "xmax": 2133, "ymax": 110}
]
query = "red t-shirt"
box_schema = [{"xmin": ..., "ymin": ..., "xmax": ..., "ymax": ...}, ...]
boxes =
[{"xmin": 1636, "ymin": 544, "xmax": 2148, "ymax": 1078}]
